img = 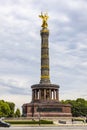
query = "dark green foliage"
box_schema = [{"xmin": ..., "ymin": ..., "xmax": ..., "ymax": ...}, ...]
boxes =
[
  {"xmin": 61, "ymin": 98, "xmax": 87, "ymax": 117},
  {"xmin": 72, "ymin": 118, "xmax": 85, "ymax": 122},
  {"xmin": 0, "ymin": 100, "xmax": 15, "ymax": 117},
  {"xmin": 0, "ymin": 100, "xmax": 11, "ymax": 117},
  {"xmin": 5, "ymin": 120, "xmax": 53, "ymax": 124},
  {"xmin": 7, "ymin": 102, "xmax": 15, "ymax": 117},
  {"xmin": 40, "ymin": 120, "xmax": 53, "ymax": 124},
  {"xmin": 15, "ymin": 108, "xmax": 21, "ymax": 117}
]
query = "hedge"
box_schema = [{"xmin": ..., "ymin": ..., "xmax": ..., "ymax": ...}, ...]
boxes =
[
  {"xmin": 5, "ymin": 120, "xmax": 53, "ymax": 124},
  {"xmin": 72, "ymin": 118, "xmax": 85, "ymax": 122}
]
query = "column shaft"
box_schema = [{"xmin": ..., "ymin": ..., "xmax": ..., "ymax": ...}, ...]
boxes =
[{"xmin": 40, "ymin": 29, "xmax": 50, "ymax": 84}]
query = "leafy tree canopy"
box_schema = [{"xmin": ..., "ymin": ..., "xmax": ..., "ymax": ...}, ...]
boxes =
[
  {"xmin": 0, "ymin": 100, "xmax": 15, "ymax": 117},
  {"xmin": 61, "ymin": 98, "xmax": 87, "ymax": 117},
  {"xmin": 15, "ymin": 108, "xmax": 21, "ymax": 117}
]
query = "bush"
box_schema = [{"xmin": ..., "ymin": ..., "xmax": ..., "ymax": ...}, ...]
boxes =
[
  {"xmin": 40, "ymin": 120, "xmax": 53, "ymax": 124},
  {"xmin": 5, "ymin": 120, "xmax": 53, "ymax": 124},
  {"xmin": 72, "ymin": 118, "xmax": 85, "ymax": 122}
]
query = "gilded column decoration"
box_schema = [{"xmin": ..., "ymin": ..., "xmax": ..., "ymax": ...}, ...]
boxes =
[{"xmin": 39, "ymin": 12, "xmax": 49, "ymax": 28}]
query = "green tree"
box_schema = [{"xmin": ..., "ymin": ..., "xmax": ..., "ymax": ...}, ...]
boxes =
[
  {"xmin": 15, "ymin": 108, "xmax": 21, "ymax": 117},
  {"xmin": 61, "ymin": 98, "xmax": 87, "ymax": 117},
  {"xmin": 7, "ymin": 102, "xmax": 15, "ymax": 117},
  {"xmin": 0, "ymin": 100, "xmax": 11, "ymax": 117},
  {"xmin": 75, "ymin": 98, "xmax": 87, "ymax": 116}
]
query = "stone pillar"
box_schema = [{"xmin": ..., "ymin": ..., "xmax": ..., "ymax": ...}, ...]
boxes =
[
  {"xmin": 33, "ymin": 90, "xmax": 35, "ymax": 100},
  {"xmin": 57, "ymin": 89, "xmax": 59, "ymax": 101},
  {"xmin": 49, "ymin": 89, "xmax": 51, "ymax": 100},
  {"xmin": 32, "ymin": 90, "xmax": 34, "ymax": 101},
  {"xmin": 35, "ymin": 90, "xmax": 37, "ymax": 100},
  {"xmin": 37, "ymin": 90, "xmax": 39, "ymax": 99},
  {"xmin": 39, "ymin": 89, "xmax": 41, "ymax": 100},
  {"xmin": 44, "ymin": 89, "xmax": 46, "ymax": 100},
  {"xmin": 36, "ymin": 90, "xmax": 37, "ymax": 99},
  {"xmin": 56, "ymin": 90, "xmax": 58, "ymax": 100},
  {"xmin": 53, "ymin": 90, "xmax": 55, "ymax": 100}
]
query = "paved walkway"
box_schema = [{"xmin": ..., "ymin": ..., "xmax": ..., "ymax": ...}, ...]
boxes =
[{"xmin": 0, "ymin": 126, "xmax": 87, "ymax": 130}]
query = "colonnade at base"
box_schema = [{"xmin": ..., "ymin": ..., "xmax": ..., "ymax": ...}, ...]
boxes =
[{"xmin": 32, "ymin": 88, "xmax": 59, "ymax": 101}]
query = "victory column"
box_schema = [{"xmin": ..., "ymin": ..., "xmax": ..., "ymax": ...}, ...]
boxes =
[{"xmin": 22, "ymin": 13, "xmax": 72, "ymax": 117}]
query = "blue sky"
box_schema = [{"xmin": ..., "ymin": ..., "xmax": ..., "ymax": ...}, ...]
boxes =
[{"xmin": 0, "ymin": 0, "xmax": 87, "ymax": 111}]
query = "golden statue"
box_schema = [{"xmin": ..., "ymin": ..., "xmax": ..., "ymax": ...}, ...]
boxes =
[{"xmin": 39, "ymin": 12, "xmax": 49, "ymax": 28}]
